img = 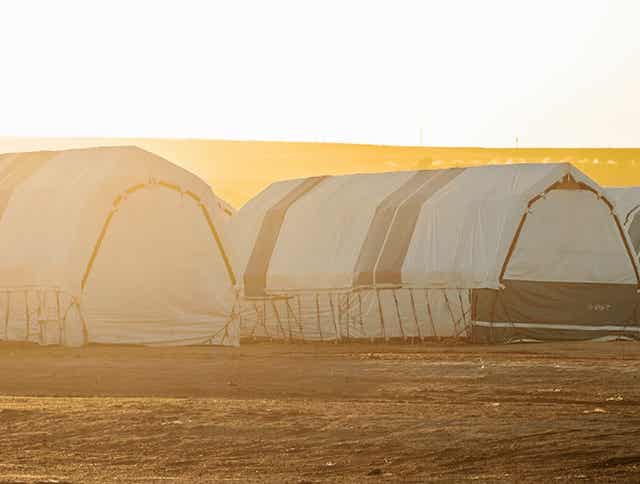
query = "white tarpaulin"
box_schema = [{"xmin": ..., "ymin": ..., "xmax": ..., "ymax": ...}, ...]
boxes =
[
  {"xmin": 0, "ymin": 146, "xmax": 238, "ymax": 346},
  {"xmin": 608, "ymin": 186, "xmax": 640, "ymax": 256},
  {"xmin": 230, "ymin": 163, "xmax": 640, "ymax": 342}
]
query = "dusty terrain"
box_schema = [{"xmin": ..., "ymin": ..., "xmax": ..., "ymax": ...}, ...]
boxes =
[{"xmin": 0, "ymin": 341, "xmax": 639, "ymax": 483}]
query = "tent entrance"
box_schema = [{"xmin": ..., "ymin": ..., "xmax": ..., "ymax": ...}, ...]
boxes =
[
  {"xmin": 472, "ymin": 177, "xmax": 640, "ymax": 343},
  {"xmin": 82, "ymin": 184, "xmax": 235, "ymax": 345}
]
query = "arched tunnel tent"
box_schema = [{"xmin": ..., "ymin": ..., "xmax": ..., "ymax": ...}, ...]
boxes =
[
  {"xmin": 473, "ymin": 176, "xmax": 640, "ymax": 342},
  {"xmin": 230, "ymin": 164, "xmax": 640, "ymax": 343}
]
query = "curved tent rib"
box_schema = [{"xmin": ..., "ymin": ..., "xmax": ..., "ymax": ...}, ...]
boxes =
[{"xmin": 81, "ymin": 179, "xmax": 236, "ymax": 292}]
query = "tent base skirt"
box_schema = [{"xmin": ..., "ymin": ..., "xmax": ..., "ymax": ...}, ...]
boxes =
[{"xmin": 471, "ymin": 280, "xmax": 640, "ymax": 343}]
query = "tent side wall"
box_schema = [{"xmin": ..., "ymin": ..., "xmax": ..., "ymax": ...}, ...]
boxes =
[
  {"xmin": 240, "ymin": 288, "xmax": 470, "ymax": 342},
  {"xmin": 235, "ymin": 170, "xmax": 474, "ymax": 341},
  {"xmin": 605, "ymin": 187, "xmax": 640, "ymax": 257}
]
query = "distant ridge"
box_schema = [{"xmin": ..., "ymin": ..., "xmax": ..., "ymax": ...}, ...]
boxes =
[{"xmin": 2, "ymin": 137, "xmax": 640, "ymax": 207}]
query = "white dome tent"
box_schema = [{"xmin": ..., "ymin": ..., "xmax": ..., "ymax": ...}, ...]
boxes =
[
  {"xmin": 0, "ymin": 146, "xmax": 238, "ymax": 346},
  {"xmin": 230, "ymin": 163, "xmax": 640, "ymax": 343}
]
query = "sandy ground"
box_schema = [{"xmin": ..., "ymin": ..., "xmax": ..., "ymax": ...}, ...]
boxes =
[{"xmin": 1, "ymin": 341, "xmax": 640, "ymax": 483}]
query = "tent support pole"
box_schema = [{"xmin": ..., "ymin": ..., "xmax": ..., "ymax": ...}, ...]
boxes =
[
  {"xmin": 409, "ymin": 289, "xmax": 423, "ymax": 341},
  {"xmin": 392, "ymin": 289, "xmax": 406, "ymax": 341},
  {"xmin": 263, "ymin": 299, "xmax": 271, "ymax": 341},
  {"xmin": 219, "ymin": 301, "xmax": 235, "ymax": 346},
  {"xmin": 345, "ymin": 293, "xmax": 351, "ymax": 340},
  {"xmin": 270, "ymin": 300, "xmax": 287, "ymax": 341},
  {"xmin": 24, "ymin": 290, "xmax": 30, "ymax": 342},
  {"xmin": 337, "ymin": 293, "xmax": 343, "ymax": 341},
  {"xmin": 457, "ymin": 289, "xmax": 469, "ymax": 337},
  {"xmin": 249, "ymin": 304, "xmax": 259, "ymax": 339},
  {"xmin": 328, "ymin": 293, "xmax": 339, "ymax": 342},
  {"xmin": 443, "ymin": 289, "xmax": 458, "ymax": 337},
  {"xmin": 55, "ymin": 291, "xmax": 62, "ymax": 345},
  {"xmin": 285, "ymin": 301, "xmax": 294, "ymax": 340},
  {"xmin": 424, "ymin": 289, "xmax": 437, "ymax": 339},
  {"xmin": 488, "ymin": 291, "xmax": 499, "ymax": 344},
  {"xmin": 376, "ymin": 289, "xmax": 387, "ymax": 342},
  {"xmin": 76, "ymin": 300, "xmax": 89, "ymax": 345},
  {"xmin": 358, "ymin": 292, "xmax": 365, "ymax": 337},
  {"xmin": 256, "ymin": 299, "xmax": 273, "ymax": 341},
  {"xmin": 4, "ymin": 291, "xmax": 10, "ymax": 341},
  {"xmin": 286, "ymin": 298, "xmax": 304, "ymax": 340},
  {"xmin": 297, "ymin": 295, "xmax": 304, "ymax": 341},
  {"xmin": 61, "ymin": 300, "xmax": 74, "ymax": 345},
  {"xmin": 285, "ymin": 299, "xmax": 294, "ymax": 340},
  {"xmin": 39, "ymin": 291, "xmax": 45, "ymax": 345},
  {"xmin": 315, "ymin": 293, "xmax": 323, "ymax": 341},
  {"xmin": 237, "ymin": 296, "xmax": 244, "ymax": 338}
]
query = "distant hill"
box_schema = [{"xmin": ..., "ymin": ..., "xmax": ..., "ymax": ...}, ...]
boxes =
[{"xmin": 2, "ymin": 137, "xmax": 640, "ymax": 207}]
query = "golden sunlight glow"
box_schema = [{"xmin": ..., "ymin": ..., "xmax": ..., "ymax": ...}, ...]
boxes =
[
  {"xmin": 1, "ymin": 137, "xmax": 639, "ymax": 207},
  {"xmin": 1, "ymin": 2, "xmax": 639, "ymax": 206}
]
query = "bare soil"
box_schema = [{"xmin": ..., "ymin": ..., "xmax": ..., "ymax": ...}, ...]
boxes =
[{"xmin": 0, "ymin": 341, "xmax": 639, "ymax": 483}]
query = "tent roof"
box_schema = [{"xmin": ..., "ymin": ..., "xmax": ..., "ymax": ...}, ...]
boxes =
[
  {"xmin": 0, "ymin": 146, "xmax": 234, "ymax": 295},
  {"xmin": 607, "ymin": 186, "xmax": 640, "ymax": 226},
  {"xmin": 231, "ymin": 162, "xmax": 632, "ymax": 294}
]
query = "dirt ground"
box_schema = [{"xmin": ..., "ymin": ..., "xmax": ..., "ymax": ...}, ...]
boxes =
[{"xmin": 1, "ymin": 341, "xmax": 640, "ymax": 483}]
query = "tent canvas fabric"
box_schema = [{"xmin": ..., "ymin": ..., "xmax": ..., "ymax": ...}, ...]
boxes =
[
  {"xmin": 608, "ymin": 187, "xmax": 640, "ymax": 256},
  {"xmin": 0, "ymin": 146, "xmax": 238, "ymax": 346},
  {"xmin": 230, "ymin": 163, "xmax": 640, "ymax": 343}
]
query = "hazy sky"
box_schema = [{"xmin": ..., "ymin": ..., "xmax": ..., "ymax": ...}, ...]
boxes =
[{"xmin": 2, "ymin": 0, "xmax": 638, "ymax": 147}]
